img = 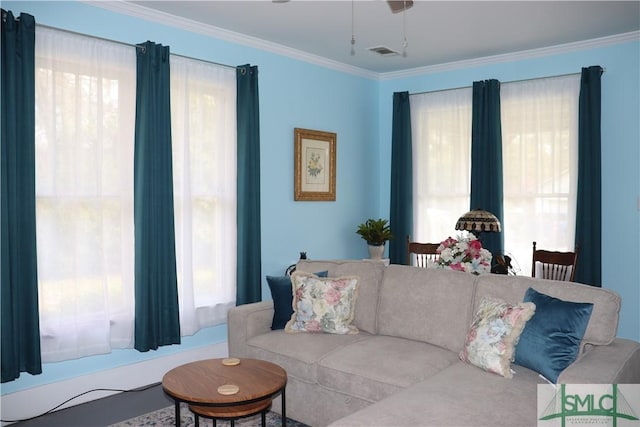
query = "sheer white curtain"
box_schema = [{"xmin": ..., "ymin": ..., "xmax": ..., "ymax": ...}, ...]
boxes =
[
  {"xmin": 170, "ymin": 56, "xmax": 237, "ymax": 336},
  {"xmin": 35, "ymin": 28, "xmax": 136, "ymax": 362},
  {"xmin": 501, "ymin": 75, "xmax": 580, "ymax": 276},
  {"xmin": 410, "ymin": 88, "xmax": 472, "ymax": 244}
]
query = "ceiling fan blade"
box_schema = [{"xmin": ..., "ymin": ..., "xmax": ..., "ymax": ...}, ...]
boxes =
[{"xmin": 387, "ymin": 0, "xmax": 414, "ymax": 14}]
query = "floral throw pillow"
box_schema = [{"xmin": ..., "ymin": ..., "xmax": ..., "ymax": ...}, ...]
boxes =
[
  {"xmin": 285, "ymin": 271, "xmax": 360, "ymax": 335},
  {"xmin": 459, "ymin": 297, "xmax": 536, "ymax": 378}
]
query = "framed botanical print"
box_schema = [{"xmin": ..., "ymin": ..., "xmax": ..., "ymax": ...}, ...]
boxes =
[{"xmin": 294, "ymin": 128, "xmax": 336, "ymax": 201}]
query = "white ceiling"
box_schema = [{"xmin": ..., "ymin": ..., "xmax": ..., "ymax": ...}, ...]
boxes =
[{"xmin": 126, "ymin": 1, "xmax": 640, "ymax": 74}]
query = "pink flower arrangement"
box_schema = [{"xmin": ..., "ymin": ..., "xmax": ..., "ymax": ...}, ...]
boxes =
[{"xmin": 435, "ymin": 233, "xmax": 492, "ymax": 275}]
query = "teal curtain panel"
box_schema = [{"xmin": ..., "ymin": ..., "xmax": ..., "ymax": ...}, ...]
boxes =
[
  {"xmin": 133, "ymin": 41, "xmax": 181, "ymax": 351},
  {"xmin": 389, "ymin": 91, "xmax": 413, "ymax": 265},
  {"xmin": 575, "ymin": 66, "xmax": 603, "ymax": 286},
  {"xmin": 1, "ymin": 9, "xmax": 42, "ymax": 382},
  {"xmin": 236, "ymin": 64, "xmax": 262, "ymax": 305},
  {"xmin": 470, "ymin": 79, "xmax": 504, "ymax": 258}
]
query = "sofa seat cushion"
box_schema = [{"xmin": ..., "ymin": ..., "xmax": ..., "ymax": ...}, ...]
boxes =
[
  {"xmin": 317, "ymin": 335, "xmax": 460, "ymax": 402},
  {"xmin": 328, "ymin": 361, "xmax": 545, "ymax": 427},
  {"xmin": 246, "ymin": 330, "xmax": 372, "ymax": 383},
  {"xmin": 377, "ymin": 266, "xmax": 477, "ymax": 353}
]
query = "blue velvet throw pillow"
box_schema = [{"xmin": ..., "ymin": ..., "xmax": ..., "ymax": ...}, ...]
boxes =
[
  {"xmin": 514, "ymin": 287, "xmax": 594, "ymax": 383},
  {"xmin": 267, "ymin": 271, "xmax": 328, "ymax": 330}
]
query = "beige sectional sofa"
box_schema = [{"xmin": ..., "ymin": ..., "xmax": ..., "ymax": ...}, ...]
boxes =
[{"xmin": 227, "ymin": 259, "xmax": 640, "ymax": 426}]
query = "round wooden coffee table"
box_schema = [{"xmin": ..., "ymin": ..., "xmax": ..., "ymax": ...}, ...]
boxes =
[{"xmin": 162, "ymin": 358, "xmax": 287, "ymax": 427}]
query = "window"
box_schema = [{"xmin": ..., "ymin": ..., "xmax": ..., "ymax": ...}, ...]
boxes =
[
  {"xmin": 501, "ymin": 75, "xmax": 580, "ymax": 275},
  {"xmin": 410, "ymin": 88, "xmax": 472, "ymax": 243},
  {"xmin": 410, "ymin": 75, "xmax": 580, "ymax": 276},
  {"xmin": 170, "ymin": 56, "xmax": 237, "ymax": 335},
  {"xmin": 35, "ymin": 27, "xmax": 137, "ymax": 362},
  {"xmin": 35, "ymin": 28, "xmax": 237, "ymax": 362}
]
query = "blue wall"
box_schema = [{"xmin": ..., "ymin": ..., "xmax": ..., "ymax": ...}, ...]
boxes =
[{"xmin": 2, "ymin": 0, "xmax": 638, "ymax": 395}]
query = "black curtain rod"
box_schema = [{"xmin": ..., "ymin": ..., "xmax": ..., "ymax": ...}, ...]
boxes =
[
  {"xmin": 409, "ymin": 68, "xmax": 605, "ymax": 97},
  {"xmin": 35, "ymin": 22, "xmax": 237, "ymax": 71}
]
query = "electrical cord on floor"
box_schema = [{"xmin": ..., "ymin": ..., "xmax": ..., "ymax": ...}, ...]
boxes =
[{"xmin": 0, "ymin": 382, "xmax": 160, "ymax": 423}]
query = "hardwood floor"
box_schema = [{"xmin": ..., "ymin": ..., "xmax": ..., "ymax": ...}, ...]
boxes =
[{"xmin": 11, "ymin": 383, "xmax": 172, "ymax": 427}]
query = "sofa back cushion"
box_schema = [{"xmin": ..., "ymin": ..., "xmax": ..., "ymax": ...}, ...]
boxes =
[
  {"xmin": 296, "ymin": 259, "xmax": 386, "ymax": 334},
  {"xmin": 377, "ymin": 266, "xmax": 477, "ymax": 353},
  {"xmin": 474, "ymin": 275, "xmax": 620, "ymax": 347}
]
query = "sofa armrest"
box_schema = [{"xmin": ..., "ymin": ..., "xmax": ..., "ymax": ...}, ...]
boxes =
[
  {"xmin": 227, "ymin": 301, "xmax": 274, "ymax": 357},
  {"xmin": 558, "ymin": 338, "xmax": 640, "ymax": 384}
]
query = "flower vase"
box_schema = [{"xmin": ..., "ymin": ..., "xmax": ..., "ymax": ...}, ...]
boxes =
[{"xmin": 368, "ymin": 244, "xmax": 385, "ymax": 260}]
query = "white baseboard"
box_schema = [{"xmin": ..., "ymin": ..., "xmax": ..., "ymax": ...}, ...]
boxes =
[{"xmin": 0, "ymin": 342, "xmax": 228, "ymax": 426}]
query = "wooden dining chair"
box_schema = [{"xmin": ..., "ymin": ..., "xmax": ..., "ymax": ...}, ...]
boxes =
[
  {"xmin": 531, "ymin": 241, "xmax": 580, "ymax": 282},
  {"xmin": 407, "ymin": 235, "xmax": 440, "ymax": 267}
]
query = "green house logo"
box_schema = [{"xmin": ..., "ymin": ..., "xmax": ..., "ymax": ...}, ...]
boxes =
[{"xmin": 539, "ymin": 384, "xmax": 639, "ymax": 427}]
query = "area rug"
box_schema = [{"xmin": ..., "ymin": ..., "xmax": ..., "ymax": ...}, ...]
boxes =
[{"xmin": 109, "ymin": 402, "xmax": 309, "ymax": 427}]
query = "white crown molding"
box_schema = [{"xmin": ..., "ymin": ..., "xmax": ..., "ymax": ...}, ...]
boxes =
[
  {"xmin": 83, "ymin": 1, "xmax": 637, "ymax": 82},
  {"xmin": 84, "ymin": 0, "xmax": 379, "ymax": 80},
  {"xmin": 379, "ymin": 31, "xmax": 640, "ymax": 81}
]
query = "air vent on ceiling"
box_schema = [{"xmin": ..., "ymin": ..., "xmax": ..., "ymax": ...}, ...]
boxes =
[{"xmin": 368, "ymin": 46, "xmax": 400, "ymax": 56}]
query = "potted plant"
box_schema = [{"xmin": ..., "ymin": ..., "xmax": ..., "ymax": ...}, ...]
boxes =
[{"xmin": 356, "ymin": 218, "xmax": 394, "ymax": 259}]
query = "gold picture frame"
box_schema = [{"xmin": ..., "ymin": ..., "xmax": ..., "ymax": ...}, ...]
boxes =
[{"xmin": 294, "ymin": 128, "xmax": 336, "ymax": 201}]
